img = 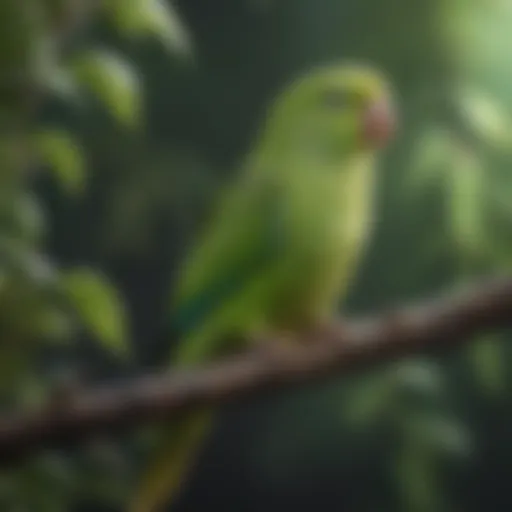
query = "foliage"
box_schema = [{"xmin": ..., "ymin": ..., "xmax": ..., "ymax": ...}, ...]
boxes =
[{"xmin": 0, "ymin": 0, "xmax": 191, "ymax": 509}]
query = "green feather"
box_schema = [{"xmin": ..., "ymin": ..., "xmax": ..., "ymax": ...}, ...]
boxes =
[{"xmin": 171, "ymin": 177, "xmax": 283, "ymax": 342}]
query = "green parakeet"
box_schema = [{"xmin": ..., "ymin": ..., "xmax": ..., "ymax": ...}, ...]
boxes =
[{"xmin": 130, "ymin": 62, "xmax": 396, "ymax": 512}]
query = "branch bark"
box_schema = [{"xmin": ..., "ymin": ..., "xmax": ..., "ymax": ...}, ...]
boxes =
[{"xmin": 1, "ymin": 277, "xmax": 512, "ymax": 463}]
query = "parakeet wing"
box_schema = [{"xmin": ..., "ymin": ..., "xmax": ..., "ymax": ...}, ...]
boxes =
[
  {"xmin": 131, "ymin": 169, "xmax": 285, "ymax": 512},
  {"xmin": 170, "ymin": 166, "xmax": 283, "ymax": 359}
]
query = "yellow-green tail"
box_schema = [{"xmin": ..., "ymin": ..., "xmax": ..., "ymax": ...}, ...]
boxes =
[{"xmin": 129, "ymin": 408, "xmax": 214, "ymax": 512}]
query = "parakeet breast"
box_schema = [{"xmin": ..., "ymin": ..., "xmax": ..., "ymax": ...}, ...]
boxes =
[
  {"xmin": 276, "ymin": 153, "xmax": 376, "ymax": 325},
  {"xmin": 288, "ymin": 153, "xmax": 375, "ymax": 254}
]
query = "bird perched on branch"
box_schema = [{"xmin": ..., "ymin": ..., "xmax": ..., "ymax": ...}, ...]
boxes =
[{"xmin": 131, "ymin": 62, "xmax": 397, "ymax": 512}]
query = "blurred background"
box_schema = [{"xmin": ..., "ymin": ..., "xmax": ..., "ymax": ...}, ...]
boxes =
[{"xmin": 1, "ymin": 0, "xmax": 512, "ymax": 510}]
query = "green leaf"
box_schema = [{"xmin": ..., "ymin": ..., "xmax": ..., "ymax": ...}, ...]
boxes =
[
  {"xmin": 342, "ymin": 372, "xmax": 396, "ymax": 427},
  {"xmin": 402, "ymin": 412, "xmax": 472, "ymax": 458},
  {"xmin": 467, "ymin": 334, "xmax": 506, "ymax": 396},
  {"xmin": 103, "ymin": 0, "xmax": 193, "ymax": 58},
  {"xmin": 457, "ymin": 87, "xmax": 512, "ymax": 150},
  {"xmin": 15, "ymin": 193, "xmax": 47, "ymax": 243},
  {"xmin": 60, "ymin": 268, "xmax": 129, "ymax": 358},
  {"xmin": 0, "ymin": 236, "xmax": 57, "ymax": 286},
  {"xmin": 102, "ymin": 0, "xmax": 143, "ymax": 35},
  {"xmin": 0, "ymin": 191, "xmax": 47, "ymax": 243},
  {"xmin": 43, "ymin": 67, "xmax": 81, "ymax": 104},
  {"xmin": 394, "ymin": 439, "xmax": 441, "ymax": 512},
  {"xmin": 393, "ymin": 360, "xmax": 444, "ymax": 397},
  {"xmin": 71, "ymin": 48, "xmax": 142, "ymax": 129},
  {"xmin": 34, "ymin": 129, "xmax": 86, "ymax": 196},
  {"xmin": 406, "ymin": 127, "xmax": 453, "ymax": 195},
  {"xmin": 143, "ymin": 0, "xmax": 193, "ymax": 57},
  {"xmin": 444, "ymin": 145, "xmax": 487, "ymax": 256}
]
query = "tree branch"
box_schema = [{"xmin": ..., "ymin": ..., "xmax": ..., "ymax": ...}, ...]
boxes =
[{"xmin": 1, "ymin": 277, "xmax": 512, "ymax": 463}]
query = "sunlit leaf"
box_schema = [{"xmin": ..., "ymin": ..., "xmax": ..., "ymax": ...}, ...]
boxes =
[
  {"xmin": 457, "ymin": 87, "xmax": 512, "ymax": 150},
  {"xmin": 444, "ymin": 145, "xmax": 487, "ymax": 255},
  {"xmin": 102, "ymin": 0, "xmax": 142, "ymax": 36},
  {"xmin": 60, "ymin": 268, "xmax": 129, "ymax": 357},
  {"xmin": 35, "ymin": 128, "xmax": 86, "ymax": 196},
  {"xmin": 103, "ymin": 0, "xmax": 193, "ymax": 58},
  {"xmin": 144, "ymin": 0, "xmax": 193, "ymax": 57},
  {"xmin": 71, "ymin": 48, "xmax": 142, "ymax": 129}
]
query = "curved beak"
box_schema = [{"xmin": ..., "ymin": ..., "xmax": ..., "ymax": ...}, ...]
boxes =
[{"xmin": 363, "ymin": 96, "xmax": 397, "ymax": 148}]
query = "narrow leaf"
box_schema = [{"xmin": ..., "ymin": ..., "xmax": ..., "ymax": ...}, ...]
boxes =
[
  {"xmin": 103, "ymin": 0, "xmax": 193, "ymax": 58},
  {"xmin": 35, "ymin": 128, "xmax": 85, "ymax": 196},
  {"xmin": 144, "ymin": 0, "xmax": 194, "ymax": 57},
  {"xmin": 60, "ymin": 268, "xmax": 129, "ymax": 357},
  {"xmin": 71, "ymin": 49, "xmax": 142, "ymax": 129}
]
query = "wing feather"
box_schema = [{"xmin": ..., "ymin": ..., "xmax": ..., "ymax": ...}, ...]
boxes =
[{"xmin": 171, "ymin": 169, "xmax": 282, "ymax": 345}]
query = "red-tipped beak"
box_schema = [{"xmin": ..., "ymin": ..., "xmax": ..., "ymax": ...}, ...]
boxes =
[{"xmin": 363, "ymin": 97, "xmax": 396, "ymax": 147}]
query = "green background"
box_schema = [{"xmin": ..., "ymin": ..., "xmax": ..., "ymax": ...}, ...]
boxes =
[{"xmin": 1, "ymin": 0, "xmax": 512, "ymax": 510}]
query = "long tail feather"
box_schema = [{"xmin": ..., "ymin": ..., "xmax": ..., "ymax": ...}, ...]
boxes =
[{"xmin": 129, "ymin": 408, "xmax": 214, "ymax": 512}]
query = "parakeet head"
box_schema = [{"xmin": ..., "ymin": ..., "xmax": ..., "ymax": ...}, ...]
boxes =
[{"xmin": 262, "ymin": 63, "xmax": 396, "ymax": 158}]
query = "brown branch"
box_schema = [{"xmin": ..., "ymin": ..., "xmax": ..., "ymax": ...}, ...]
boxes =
[{"xmin": 1, "ymin": 277, "xmax": 512, "ymax": 463}]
